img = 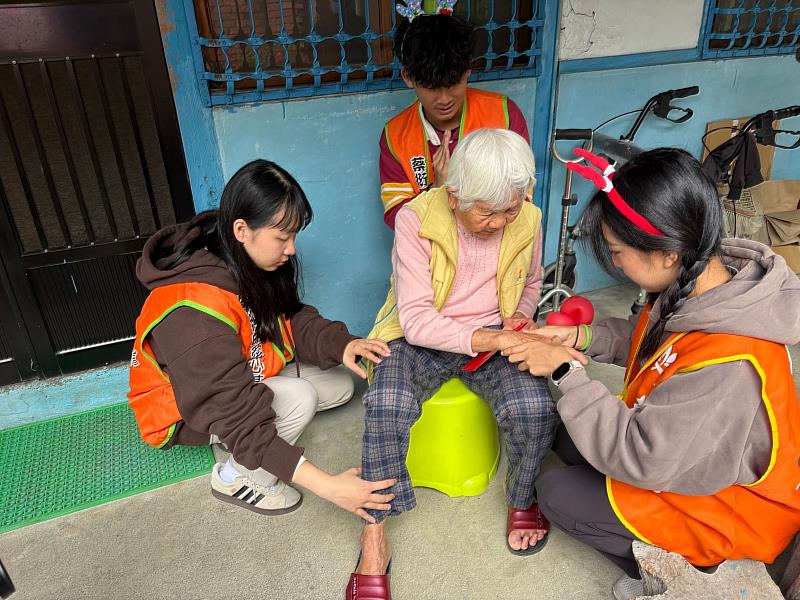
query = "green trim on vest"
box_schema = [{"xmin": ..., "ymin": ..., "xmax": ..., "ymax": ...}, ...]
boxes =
[
  {"xmin": 156, "ymin": 422, "xmax": 177, "ymax": 449},
  {"xmin": 277, "ymin": 317, "xmax": 296, "ymax": 364},
  {"xmin": 384, "ymin": 123, "xmax": 400, "ymax": 162},
  {"xmin": 384, "ymin": 90, "xmax": 509, "ymax": 194},
  {"xmin": 139, "ymin": 300, "xmax": 240, "ymax": 380},
  {"xmin": 458, "ymin": 95, "xmax": 468, "ymax": 141}
]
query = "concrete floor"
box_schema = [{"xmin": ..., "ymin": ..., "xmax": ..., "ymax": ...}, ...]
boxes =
[{"xmin": 1, "ymin": 283, "xmax": 798, "ymax": 600}]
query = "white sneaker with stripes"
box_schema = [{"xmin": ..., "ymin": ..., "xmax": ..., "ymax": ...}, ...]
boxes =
[{"xmin": 210, "ymin": 462, "xmax": 302, "ymax": 515}]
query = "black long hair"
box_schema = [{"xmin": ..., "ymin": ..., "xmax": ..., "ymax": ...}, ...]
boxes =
[
  {"xmin": 581, "ymin": 148, "xmax": 723, "ymax": 364},
  {"xmin": 165, "ymin": 160, "xmax": 312, "ymax": 346},
  {"xmin": 394, "ymin": 14, "xmax": 474, "ymax": 88}
]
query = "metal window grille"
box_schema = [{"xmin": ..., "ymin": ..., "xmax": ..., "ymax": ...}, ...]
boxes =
[
  {"xmin": 702, "ymin": 0, "xmax": 800, "ymax": 59},
  {"xmin": 187, "ymin": 0, "xmax": 544, "ymax": 105}
]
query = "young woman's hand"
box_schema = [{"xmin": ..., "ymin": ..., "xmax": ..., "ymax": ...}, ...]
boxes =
[
  {"xmin": 432, "ymin": 130, "xmax": 452, "ymax": 188},
  {"xmin": 293, "ymin": 462, "xmax": 396, "ymax": 523},
  {"xmin": 343, "ymin": 338, "xmax": 391, "ymax": 379},
  {"xmin": 323, "ymin": 467, "xmax": 396, "ymax": 523},
  {"xmin": 502, "ymin": 311, "xmax": 537, "ymax": 332},
  {"xmin": 500, "ymin": 335, "xmax": 588, "ymax": 376}
]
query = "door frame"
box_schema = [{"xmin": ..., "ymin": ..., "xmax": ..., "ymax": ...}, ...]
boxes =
[{"xmin": 0, "ymin": 0, "xmax": 195, "ymax": 383}]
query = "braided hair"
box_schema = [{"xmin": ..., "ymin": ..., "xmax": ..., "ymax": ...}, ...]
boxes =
[{"xmin": 581, "ymin": 148, "xmax": 724, "ymax": 364}]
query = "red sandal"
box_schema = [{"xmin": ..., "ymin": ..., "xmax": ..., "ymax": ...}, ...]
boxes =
[
  {"xmin": 346, "ymin": 552, "xmax": 392, "ymax": 600},
  {"xmin": 507, "ymin": 501, "xmax": 550, "ymax": 556}
]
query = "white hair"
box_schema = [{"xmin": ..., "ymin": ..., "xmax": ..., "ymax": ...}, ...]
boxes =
[{"xmin": 445, "ymin": 128, "xmax": 536, "ymax": 212}]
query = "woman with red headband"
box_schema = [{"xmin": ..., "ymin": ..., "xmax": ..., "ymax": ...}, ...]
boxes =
[{"xmin": 499, "ymin": 147, "xmax": 800, "ymax": 600}]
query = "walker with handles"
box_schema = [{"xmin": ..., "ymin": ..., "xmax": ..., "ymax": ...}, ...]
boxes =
[{"xmin": 539, "ymin": 86, "xmax": 700, "ymax": 315}]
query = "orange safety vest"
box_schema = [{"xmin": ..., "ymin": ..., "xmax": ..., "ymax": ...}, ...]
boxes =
[
  {"xmin": 606, "ymin": 306, "xmax": 800, "ymax": 566},
  {"xmin": 127, "ymin": 282, "xmax": 295, "ymax": 448},
  {"xmin": 384, "ymin": 88, "xmax": 510, "ymax": 194}
]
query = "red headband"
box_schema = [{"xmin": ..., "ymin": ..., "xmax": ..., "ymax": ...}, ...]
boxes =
[{"xmin": 566, "ymin": 148, "xmax": 666, "ymax": 237}]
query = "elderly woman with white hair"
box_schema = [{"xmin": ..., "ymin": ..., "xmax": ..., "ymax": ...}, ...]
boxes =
[{"xmin": 346, "ymin": 128, "xmax": 556, "ymax": 599}]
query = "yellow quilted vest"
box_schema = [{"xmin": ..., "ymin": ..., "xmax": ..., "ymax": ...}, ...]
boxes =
[{"xmin": 368, "ymin": 187, "xmax": 541, "ymax": 349}]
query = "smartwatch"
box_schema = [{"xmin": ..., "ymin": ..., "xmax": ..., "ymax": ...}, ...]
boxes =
[{"xmin": 551, "ymin": 360, "xmax": 584, "ymax": 387}]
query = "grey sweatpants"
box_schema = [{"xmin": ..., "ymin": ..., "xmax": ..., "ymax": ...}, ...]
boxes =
[
  {"xmin": 228, "ymin": 362, "xmax": 354, "ymax": 487},
  {"xmin": 537, "ymin": 424, "xmax": 639, "ymax": 578}
]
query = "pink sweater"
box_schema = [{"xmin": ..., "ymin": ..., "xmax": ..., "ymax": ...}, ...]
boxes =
[{"xmin": 392, "ymin": 207, "xmax": 543, "ymax": 356}]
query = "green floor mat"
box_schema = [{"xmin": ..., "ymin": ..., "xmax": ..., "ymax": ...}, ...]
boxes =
[{"xmin": 0, "ymin": 402, "xmax": 214, "ymax": 533}]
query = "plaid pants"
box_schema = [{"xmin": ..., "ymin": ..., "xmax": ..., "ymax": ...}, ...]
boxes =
[{"xmin": 362, "ymin": 338, "xmax": 557, "ymax": 523}]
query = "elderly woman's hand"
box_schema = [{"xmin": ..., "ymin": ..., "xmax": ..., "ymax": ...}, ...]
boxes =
[
  {"xmin": 536, "ymin": 325, "xmax": 580, "ymax": 347},
  {"xmin": 343, "ymin": 338, "xmax": 391, "ymax": 379},
  {"xmin": 500, "ymin": 334, "xmax": 588, "ymax": 376},
  {"xmin": 503, "ymin": 311, "xmax": 537, "ymax": 332}
]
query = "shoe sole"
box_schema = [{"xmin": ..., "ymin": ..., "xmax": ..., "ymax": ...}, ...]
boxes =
[
  {"xmin": 211, "ymin": 488, "xmax": 303, "ymax": 515},
  {"xmin": 506, "ymin": 530, "xmax": 549, "ymax": 556},
  {"xmin": 612, "ymin": 586, "xmax": 642, "ymax": 600}
]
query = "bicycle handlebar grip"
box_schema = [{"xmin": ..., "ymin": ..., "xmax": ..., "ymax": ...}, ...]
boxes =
[
  {"xmin": 554, "ymin": 128, "xmax": 593, "ymax": 141},
  {"xmin": 669, "ymin": 86, "xmax": 699, "ymax": 98},
  {"xmin": 770, "ymin": 106, "xmax": 800, "ymax": 120}
]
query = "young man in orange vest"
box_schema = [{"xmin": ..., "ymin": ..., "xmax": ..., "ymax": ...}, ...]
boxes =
[
  {"xmin": 379, "ymin": 10, "xmax": 530, "ymax": 229},
  {"xmin": 500, "ymin": 148, "xmax": 800, "ymax": 600}
]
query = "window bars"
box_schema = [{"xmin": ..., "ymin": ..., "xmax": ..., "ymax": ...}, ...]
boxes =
[
  {"xmin": 702, "ymin": 0, "xmax": 800, "ymax": 59},
  {"xmin": 186, "ymin": 0, "xmax": 544, "ymax": 105}
]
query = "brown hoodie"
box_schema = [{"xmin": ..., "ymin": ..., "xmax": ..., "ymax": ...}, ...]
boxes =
[
  {"xmin": 557, "ymin": 239, "xmax": 800, "ymax": 495},
  {"xmin": 136, "ymin": 216, "xmax": 357, "ymax": 483}
]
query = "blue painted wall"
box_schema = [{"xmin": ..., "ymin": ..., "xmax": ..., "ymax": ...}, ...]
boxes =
[
  {"xmin": 213, "ymin": 79, "xmax": 537, "ymax": 335},
  {"xmin": 211, "ymin": 53, "xmax": 799, "ymax": 329},
  {"xmin": 548, "ymin": 53, "xmax": 800, "ymax": 293},
  {"xmin": 158, "ymin": 0, "xmax": 797, "ymax": 326}
]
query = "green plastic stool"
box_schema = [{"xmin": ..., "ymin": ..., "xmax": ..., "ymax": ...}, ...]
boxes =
[{"xmin": 405, "ymin": 378, "xmax": 500, "ymax": 497}]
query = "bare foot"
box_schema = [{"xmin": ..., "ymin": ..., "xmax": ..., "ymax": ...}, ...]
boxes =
[
  {"xmin": 357, "ymin": 522, "xmax": 392, "ymax": 575},
  {"xmin": 507, "ymin": 506, "xmax": 547, "ymax": 552}
]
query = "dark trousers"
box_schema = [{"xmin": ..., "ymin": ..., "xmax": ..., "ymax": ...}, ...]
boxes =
[{"xmin": 537, "ymin": 424, "xmax": 639, "ymax": 578}]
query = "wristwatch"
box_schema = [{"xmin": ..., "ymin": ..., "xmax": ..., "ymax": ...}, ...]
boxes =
[{"xmin": 551, "ymin": 360, "xmax": 584, "ymax": 387}]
